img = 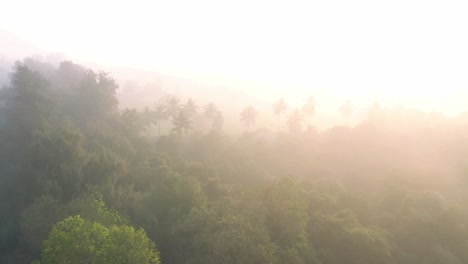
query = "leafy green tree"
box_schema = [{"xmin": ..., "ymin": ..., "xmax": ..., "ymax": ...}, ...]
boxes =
[
  {"xmin": 20, "ymin": 189, "xmax": 125, "ymax": 259},
  {"xmin": 240, "ymin": 106, "xmax": 257, "ymax": 131},
  {"xmin": 31, "ymin": 125, "xmax": 87, "ymax": 201},
  {"xmin": 71, "ymin": 70, "xmax": 118, "ymax": 127},
  {"xmin": 41, "ymin": 216, "xmax": 160, "ymax": 264},
  {"xmin": 273, "ymin": 98, "xmax": 288, "ymax": 133},
  {"xmin": 178, "ymin": 204, "xmax": 278, "ymax": 264},
  {"xmin": 263, "ymin": 177, "xmax": 319, "ymax": 263}
]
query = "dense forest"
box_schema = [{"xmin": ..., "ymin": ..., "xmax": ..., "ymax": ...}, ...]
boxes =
[{"xmin": 2, "ymin": 58, "xmax": 468, "ymax": 264}]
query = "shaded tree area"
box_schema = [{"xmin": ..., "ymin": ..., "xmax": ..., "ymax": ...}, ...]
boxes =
[{"xmin": 2, "ymin": 58, "xmax": 468, "ymax": 264}]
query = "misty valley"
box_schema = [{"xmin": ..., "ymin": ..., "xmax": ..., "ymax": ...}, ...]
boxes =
[{"xmin": 2, "ymin": 58, "xmax": 468, "ymax": 264}]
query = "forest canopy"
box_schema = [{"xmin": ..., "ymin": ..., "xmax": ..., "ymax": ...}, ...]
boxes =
[{"xmin": 1, "ymin": 58, "xmax": 468, "ymax": 263}]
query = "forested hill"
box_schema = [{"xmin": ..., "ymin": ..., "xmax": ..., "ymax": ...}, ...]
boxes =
[{"xmin": 2, "ymin": 58, "xmax": 468, "ymax": 264}]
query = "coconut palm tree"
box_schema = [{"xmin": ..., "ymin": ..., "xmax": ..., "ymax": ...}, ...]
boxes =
[
  {"xmin": 273, "ymin": 98, "xmax": 288, "ymax": 133},
  {"xmin": 165, "ymin": 96, "xmax": 180, "ymax": 118},
  {"xmin": 183, "ymin": 98, "xmax": 198, "ymax": 116},
  {"xmin": 203, "ymin": 102, "xmax": 218, "ymax": 119},
  {"xmin": 287, "ymin": 108, "xmax": 304, "ymax": 133},
  {"xmin": 153, "ymin": 104, "xmax": 167, "ymax": 136},
  {"xmin": 240, "ymin": 106, "xmax": 257, "ymax": 131},
  {"xmin": 212, "ymin": 110, "xmax": 224, "ymax": 132},
  {"xmin": 203, "ymin": 102, "xmax": 219, "ymax": 129},
  {"xmin": 142, "ymin": 106, "xmax": 154, "ymax": 128},
  {"xmin": 171, "ymin": 110, "xmax": 192, "ymax": 136},
  {"xmin": 302, "ymin": 96, "xmax": 317, "ymax": 126}
]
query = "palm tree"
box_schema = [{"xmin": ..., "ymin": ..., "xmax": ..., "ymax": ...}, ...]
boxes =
[
  {"xmin": 273, "ymin": 98, "xmax": 288, "ymax": 133},
  {"xmin": 302, "ymin": 96, "xmax": 317, "ymax": 126},
  {"xmin": 287, "ymin": 108, "xmax": 304, "ymax": 133},
  {"xmin": 203, "ymin": 102, "xmax": 218, "ymax": 119},
  {"xmin": 340, "ymin": 100, "xmax": 354, "ymax": 119},
  {"xmin": 203, "ymin": 102, "xmax": 219, "ymax": 129},
  {"xmin": 153, "ymin": 104, "xmax": 167, "ymax": 136},
  {"xmin": 142, "ymin": 106, "xmax": 154, "ymax": 128},
  {"xmin": 183, "ymin": 98, "xmax": 198, "ymax": 116},
  {"xmin": 240, "ymin": 106, "xmax": 257, "ymax": 131},
  {"xmin": 212, "ymin": 110, "xmax": 224, "ymax": 132},
  {"xmin": 171, "ymin": 110, "xmax": 192, "ymax": 136},
  {"xmin": 165, "ymin": 96, "xmax": 180, "ymax": 118}
]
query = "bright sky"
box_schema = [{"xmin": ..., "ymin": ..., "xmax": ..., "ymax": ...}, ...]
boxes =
[{"xmin": 1, "ymin": 0, "xmax": 468, "ymax": 114}]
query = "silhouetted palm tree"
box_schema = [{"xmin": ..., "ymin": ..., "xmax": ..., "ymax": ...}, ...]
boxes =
[
  {"xmin": 165, "ymin": 97, "xmax": 180, "ymax": 118},
  {"xmin": 212, "ymin": 110, "xmax": 224, "ymax": 132},
  {"xmin": 183, "ymin": 98, "xmax": 198, "ymax": 116},
  {"xmin": 142, "ymin": 106, "xmax": 154, "ymax": 128},
  {"xmin": 240, "ymin": 106, "xmax": 257, "ymax": 131},
  {"xmin": 203, "ymin": 102, "xmax": 218, "ymax": 119},
  {"xmin": 153, "ymin": 104, "xmax": 167, "ymax": 136},
  {"xmin": 171, "ymin": 110, "xmax": 192, "ymax": 136},
  {"xmin": 203, "ymin": 102, "xmax": 219, "ymax": 129},
  {"xmin": 273, "ymin": 98, "xmax": 288, "ymax": 133},
  {"xmin": 287, "ymin": 108, "xmax": 304, "ymax": 133},
  {"xmin": 302, "ymin": 96, "xmax": 317, "ymax": 126}
]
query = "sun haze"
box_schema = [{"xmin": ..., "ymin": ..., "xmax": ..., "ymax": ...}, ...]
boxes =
[{"xmin": 1, "ymin": 0, "xmax": 468, "ymax": 113}]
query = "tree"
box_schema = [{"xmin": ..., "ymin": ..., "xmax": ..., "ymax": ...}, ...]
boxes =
[
  {"xmin": 340, "ymin": 100, "xmax": 354, "ymax": 119},
  {"xmin": 153, "ymin": 104, "xmax": 167, "ymax": 136},
  {"xmin": 171, "ymin": 110, "xmax": 193, "ymax": 136},
  {"xmin": 41, "ymin": 216, "xmax": 160, "ymax": 264},
  {"xmin": 71, "ymin": 70, "xmax": 119, "ymax": 127},
  {"xmin": 287, "ymin": 108, "xmax": 304, "ymax": 133},
  {"xmin": 165, "ymin": 96, "xmax": 180, "ymax": 118},
  {"xmin": 203, "ymin": 102, "xmax": 219, "ymax": 130},
  {"xmin": 273, "ymin": 98, "xmax": 288, "ymax": 133},
  {"xmin": 240, "ymin": 106, "xmax": 257, "ymax": 132},
  {"xmin": 142, "ymin": 106, "xmax": 155, "ymax": 128},
  {"xmin": 212, "ymin": 110, "xmax": 224, "ymax": 132},
  {"xmin": 302, "ymin": 96, "xmax": 317, "ymax": 127},
  {"xmin": 183, "ymin": 98, "xmax": 198, "ymax": 116}
]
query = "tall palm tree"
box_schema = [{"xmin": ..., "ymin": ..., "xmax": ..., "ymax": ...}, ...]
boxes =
[
  {"xmin": 153, "ymin": 104, "xmax": 167, "ymax": 136},
  {"xmin": 302, "ymin": 96, "xmax": 317, "ymax": 126},
  {"xmin": 212, "ymin": 110, "xmax": 224, "ymax": 132},
  {"xmin": 340, "ymin": 100, "xmax": 354, "ymax": 119},
  {"xmin": 240, "ymin": 106, "xmax": 257, "ymax": 131},
  {"xmin": 171, "ymin": 110, "xmax": 192, "ymax": 136},
  {"xmin": 142, "ymin": 106, "xmax": 154, "ymax": 128},
  {"xmin": 203, "ymin": 102, "xmax": 218, "ymax": 119},
  {"xmin": 273, "ymin": 98, "xmax": 288, "ymax": 133},
  {"xmin": 203, "ymin": 102, "xmax": 219, "ymax": 129},
  {"xmin": 287, "ymin": 108, "xmax": 304, "ymax": 133},
  {"xmin": 165, "ymin": 96, "xmax": 180, "ymax": 118},
  {"xmin": 183, "ymin": 98, "xmax": 198, "ymax": 116}
]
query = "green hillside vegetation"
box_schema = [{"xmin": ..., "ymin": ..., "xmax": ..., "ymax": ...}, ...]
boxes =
[{"xmin": 2, "ymin": 59, "xmax": 468, "ymax": 263}]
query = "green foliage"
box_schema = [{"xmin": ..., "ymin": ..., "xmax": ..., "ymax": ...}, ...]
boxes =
[
  {"xmin": 4, "ymin": 58, "xmax": 468, "ymax": 264},
  {"xmin": 41, "ymin": 216, "xmax": 160, "ymax": 264}
]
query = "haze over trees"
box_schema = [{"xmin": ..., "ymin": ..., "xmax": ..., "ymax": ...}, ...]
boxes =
[{"xmin": 2, "ymin": 58, "xmax": 468, "ymax": 264}]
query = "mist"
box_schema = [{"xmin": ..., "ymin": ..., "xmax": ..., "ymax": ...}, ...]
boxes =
[{"xmin": 3, "ymin": 1, "xmax": 468, "ymax": 263}]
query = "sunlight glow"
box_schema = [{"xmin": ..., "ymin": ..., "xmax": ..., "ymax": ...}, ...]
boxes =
[{"xmin": 1, "ymin": 0, "xmax": 468, "ymax": 114}]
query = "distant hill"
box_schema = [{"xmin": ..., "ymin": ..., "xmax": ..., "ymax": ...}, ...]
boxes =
[
  {"xmin": 0, "ymin": 30, "xmax": 274, "ymax": 130},
  {"xmin": 0, "ymin": 30, "xmax": 46, "ymax": 60}
]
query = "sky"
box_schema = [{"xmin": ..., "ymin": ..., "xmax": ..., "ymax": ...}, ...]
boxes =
[{"xmin": 1, "ymin": 0, "xmax": 468, "ymax": 114}]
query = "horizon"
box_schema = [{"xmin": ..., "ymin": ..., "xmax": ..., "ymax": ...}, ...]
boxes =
[{"xmin": 2, "ymin": 0, "xmax": 468, "ymax": 116}]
